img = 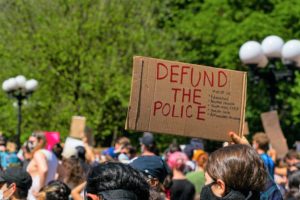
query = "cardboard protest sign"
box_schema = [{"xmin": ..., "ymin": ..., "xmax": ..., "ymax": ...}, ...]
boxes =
[
  {"xmin": 45, "ymin": 132, "xmax": 60, "ymax": 150},
  {"xmin": 62, "ymin": 137, "xmax": 84, "ymax": 158},
  {"xmin": 261, "ymin": 111, "xmax": 288, "ymax": 158},
  {"xmin": 126, "ymin": 56, "xmax": 247, "ymax": 141},
  {"xmin": 243, "ymin": 121, "xmax": 250, "ymax": 135},
  {"xmin": 85, "ymin": 127, "xmax": 95, "ymax": 146},
  {"xmin": 295, "ymin": 141, "xmax": 300, "ymax": 153},
  {"xmin": 70, "ymin": 116, "xmax": 86, "ymax": 139}
]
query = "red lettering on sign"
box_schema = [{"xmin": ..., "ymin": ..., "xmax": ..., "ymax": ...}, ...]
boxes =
[
  {"xmin": 193, "ymin": 89, "xmax": 202, "ymax": 105},
  {"xmin": 172, "ymin": 88, "xmax": 181, "ymax": 103},
  {"xmin": 152, "ymin": 101, "xmax": 206, "ymax": 121},
  {"xmin": 162, "ymin": 103, "xmax": 171, "ymax": 116},
  {"xmin": 204, "ymin": 71, "xmax": 214, "ymax": 87},
  {"xmin": 180, "ymin": 105, "xmax": 184, "ymax": 118},
  {"xmin": 186, "ymin": 105, "xmax": 193, "ymax": 118},
  {"xmin": 181, "ymin": 66, "xmax": 190, "ymax": 84},
  {"xmin": 153, "ymin": 101, "xmax": 163, "ymax": 116},
  {"xmin": 218, "ymin": 71, "xmax": 227, "ymax": 87},
  {"xmin": 182, "ymin": 88, "xmax": 191, "ymax": 103},
  {"xmin": 172, "ymin": 105, "xmax": 180, "ymax": 117},
  {"xmin": 170, "ymin": 65, "xmax": 179, "ymax": 83},
  {"xmin": 190, "ymin": 68, "xmax": 201, "ymax": 87},
  {"xmin": 197, "ymin": 105, "xmax": 206, "ymax": 120},
  {"xmin": 157, "ymin": 63, "xmax": 168, "ymax": 80}
]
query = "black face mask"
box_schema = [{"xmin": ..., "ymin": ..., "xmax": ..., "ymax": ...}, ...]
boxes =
[
  {"xmin": 200, "ymin": 183, "xmax": 249, "ymax": 200},
  {"xmin": 200, "ymin": 182, "xmax": 222, "ymax": 200}
]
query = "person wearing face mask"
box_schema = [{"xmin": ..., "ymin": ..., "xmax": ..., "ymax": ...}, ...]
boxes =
[
  {"xmin": 27, "ymin": 131, "xmax": 58, "ymax": 200},
  {"xmin": 200, "ymin": 144, "xmax": 268, "ymax": 200},
  {"xmin": 0, "ymin": 166, "xmax": 32, "ymax": 200}
]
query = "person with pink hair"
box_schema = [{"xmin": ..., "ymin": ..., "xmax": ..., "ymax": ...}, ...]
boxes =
[{"xmin": 167, "ymin": 152, "xmax": 195, "ymax": 200}]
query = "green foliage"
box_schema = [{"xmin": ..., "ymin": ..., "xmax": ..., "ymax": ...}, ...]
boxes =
[
  {"xmin": 0, "ymin": 0, "xmax": 178, "ymax": 144},
  {"xmin": 162, "ymin": 0, "xmax": 300, "ymax": 146},
  {"xmin": 0, "ymin": 0, "xmax": 300, "ymax": 148}
]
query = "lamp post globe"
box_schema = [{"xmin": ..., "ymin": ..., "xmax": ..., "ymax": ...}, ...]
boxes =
[
  {"xmin": 282, "ymin": 39, "xmax": 300, "ymax": 66},
  {"xmin": 239, "ymin": 35, "xmax": 300, "ymax": 111},
  {"xmin": 261, "ymin": 35, "xmax": 284, "ymax": 59},
  {"xmin": 2, "ymin": 75, "xmax": 38, "ymax": 149},
  {"xmin": 239, "ymin": 41, "xmax": 263, "ymax": 65},
  {"xmin": 15, "ymin": 75, "xmax": 27, "ymax": 89},
  {"xmin": 25, "ymin": 79, "xmax": 38, "ymax": 92}
]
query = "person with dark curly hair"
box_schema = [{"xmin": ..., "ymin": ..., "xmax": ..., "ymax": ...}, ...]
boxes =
[
  {"xmin": 200, "ymin": 144, "xmax": 268, "ymax": 200},
  {"xmin": 85, "ymin": 162, "xmax": 150, "ymax": 200},
  {"xmin": 37, "ymin": 180, "xmax": 71, "ymax": 200}
]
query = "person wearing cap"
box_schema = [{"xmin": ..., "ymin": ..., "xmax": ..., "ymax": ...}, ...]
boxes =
[
  {"xmin": 140, "ymin": 132, "xmax": 159, "ymax": 156},
  {"xmin": 85, "ymin": 162, "xmax": 150, "ymax": 200},
  {"xmin": 129, "ymin": 156, "xmax": 169, "ymax": 186},
  {"xmin": 0, "ymin": 166, "xmax": 32, "ymax": 200},
  {"xmin": 129, "ymin": 155, "xmax": 171, "ymax": 200},
  {"xmin": 133, "ymin": 133, "xmax": 170, "ymax": 196}
]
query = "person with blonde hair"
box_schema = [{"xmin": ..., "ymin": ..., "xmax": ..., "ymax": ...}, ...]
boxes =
[{"xmin": 0, "ymin": 141, "xmax": 20, "ymax": 169}]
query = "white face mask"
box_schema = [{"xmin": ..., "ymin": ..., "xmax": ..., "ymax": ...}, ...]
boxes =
[{"xmin": 0, "ymin": 190, "xmax": 4, "ymax": 200}]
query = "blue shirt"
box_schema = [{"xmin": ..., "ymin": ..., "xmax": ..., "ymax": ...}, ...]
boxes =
[{"xmin": 260, "ymin": 153, "xmax": 275, "ymax": 179}]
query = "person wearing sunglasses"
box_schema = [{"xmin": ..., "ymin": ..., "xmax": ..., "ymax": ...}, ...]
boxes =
[{"xmin": 85, "ymin": 162, "xmax": 150, "ymax": 200}]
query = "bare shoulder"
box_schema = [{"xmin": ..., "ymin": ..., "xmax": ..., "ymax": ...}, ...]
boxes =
[{"xmin": 34, "ymin": 149, "xmax": 46, "ymax": 160}]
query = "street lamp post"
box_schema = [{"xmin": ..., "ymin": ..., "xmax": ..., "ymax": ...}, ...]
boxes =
[
  {"xmin": 2, "ymin": 75, "xmax": 38, "ymax": 148},
  {"xmin": 239, "ymin": 35, "xmax": 300, "ymax": 110}
]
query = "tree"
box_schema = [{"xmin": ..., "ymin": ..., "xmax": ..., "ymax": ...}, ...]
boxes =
[
  {"xmin": 159, "ymin": 0, "xmax": 300, "ymax": 146},
  {"xmin": 0, "ymin": 0, "xmax": 179, "ymax": 145},
  {"xmin": 0, "ymin": 0, "xmax": 300, "ymax": 149}
]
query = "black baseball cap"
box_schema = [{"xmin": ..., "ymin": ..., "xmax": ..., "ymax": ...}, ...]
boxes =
[
  {"xmin": 0, "ymin": 167, "xmax": 32, "ymax": 191},
  {"xmin": 129, "ymin": 156, "xmax": 170, "ymax": 183},
  {"xmin": 139, "ymin": 132, "xmax": 154, "ymax": 146}
]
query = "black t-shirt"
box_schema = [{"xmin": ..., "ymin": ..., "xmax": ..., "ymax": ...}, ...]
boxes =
[{"xmin": 170, "ymin": 179, "xmax": 195, "ymax": 200}]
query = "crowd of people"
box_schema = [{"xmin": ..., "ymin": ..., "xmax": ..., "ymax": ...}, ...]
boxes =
[{"xmin": 0, "ymin": 130, "xmax": 299, "ymax": 200}]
